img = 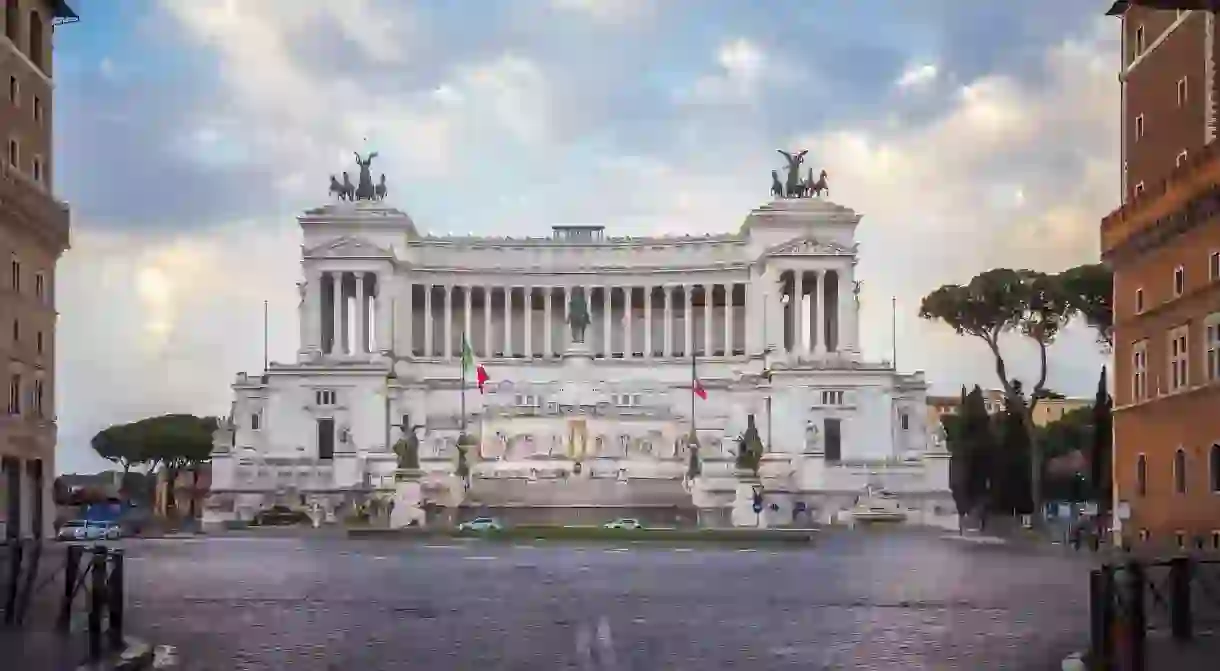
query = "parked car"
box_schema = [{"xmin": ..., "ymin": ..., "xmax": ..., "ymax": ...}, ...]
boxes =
[
  {"xmin": 251, "ymin": 505, "xmax": 311, "ymax": 527},
  {"xmin": 56, "ymin": 520, "xmax": 87, "ymax": 541},
  {"xmin": 96, "ymin": 521, "xmax": 123, "ymax": 540},
  {"xmin": 457, "ymin": 517, "xmax": 503, "ymax": 532},
  {"xmin": 603, "ymin": 518, "xmax": 643, "ymax": 530}
]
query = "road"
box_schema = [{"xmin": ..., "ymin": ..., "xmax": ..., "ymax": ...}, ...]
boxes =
[{"xmin": 117, "ymin": 531, "xmax": 1091, "ymax": 669}]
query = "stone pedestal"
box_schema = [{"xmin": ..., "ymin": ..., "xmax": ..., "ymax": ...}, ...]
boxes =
[
  {"xmin": 562, "ymin": 340, "xmax": 594, "ymax": 367},
  {"xmin": 390, "ymin": 469, "xmax": 427, "ymax": 528},
  {"xmin": 731, "ymin": 474, "xmax": 767, "ymax": 528}
]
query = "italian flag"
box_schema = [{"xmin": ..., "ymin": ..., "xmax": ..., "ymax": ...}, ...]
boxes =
[
  {"xmin": 691, "ymin": 352, "xmax": 707, "ymax": 399},
  {"xmin": 461, "ymin": 335, "xmax": 490, "ymax": 393}
]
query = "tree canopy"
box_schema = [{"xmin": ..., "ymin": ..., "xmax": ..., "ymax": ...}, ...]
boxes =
[
  {"xmin": 919, "ymin": 264, "xmax": 1113, "ymax": 521},
  {"xmin": 90, "ymin": 414, "xmax": 219, "ymax": 475}
]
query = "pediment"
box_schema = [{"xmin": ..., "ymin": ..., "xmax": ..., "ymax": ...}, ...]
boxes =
[
  {"xmin": 765, "ymin": 236, "xmax": 855, "ymax": 257},
  {"xmin": 304, "ymin": 236, "xmax": 393, "ymax": 259}
]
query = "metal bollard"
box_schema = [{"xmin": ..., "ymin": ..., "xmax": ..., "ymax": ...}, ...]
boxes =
[
  {"xmin": 1169, "ymin": 556, "xmax": 1193, "ymax": 641},
  {"xmin": 2, "ymin": 541, "xmax": 21, "ymax": 625},
  {"xmin": 107, "ymin": 549, "xmax": 124, "ymax": 650},
  {"xmin": 58, "ymin": 544, "xmax": 82, "ymax": 631},
  {"xmin": 1126, "ymin": 560, "xmax": 1146, "ymax": 671},
  {"xmin": 88, "ymin": 546, "xmax": 107, "ymax": 662}
]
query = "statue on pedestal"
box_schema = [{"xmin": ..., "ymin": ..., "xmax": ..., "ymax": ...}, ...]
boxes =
[
  {"xmin": 804, "ymin": 419, "xmax": 821, "ymax": 453},
  {"xmin": 777, "ymin": 149, "xmax": 807, "ymax": 198},
  {"xmin": 354, "ymin": 151, "xmax": 379, "ymax": 201},
  {"xmin": 567, "ymin": 288, "xmax": 590, "ymax": 344},
  {"xmin": 393, "ymin": 424, "xmax": 424, "ymax": 470}
]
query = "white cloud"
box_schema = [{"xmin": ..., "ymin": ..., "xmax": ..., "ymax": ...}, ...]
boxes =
[
  {"xmin": 551, "ymin": 0, "xmax": 654, "ymax": 24},
  {"xmin": 677, "ymin": 38, "xmax": 797, "ymax": 106},
  {"xmin": 896, "ymin": 62, "xmax": 938, "ymax": 90}
]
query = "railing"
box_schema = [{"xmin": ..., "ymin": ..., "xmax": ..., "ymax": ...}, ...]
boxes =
[
  {"xmin": 1, "ymin": 540, "xmax": 127, "ymax": 664},
  {"xmin": 1090, "ymin": 556, "xmax": 1220, "ymax": 671}
]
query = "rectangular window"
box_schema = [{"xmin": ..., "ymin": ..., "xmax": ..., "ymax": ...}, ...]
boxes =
[
  {"xmin": 8, "ymin": 374, "xmax": 20, "ymax": 415},
  {"xmin": 899, "ymin": 412, "xmax": 909, "ymax": 431},
  {"xmin": 251, "ymin": 412, "xmax": 260, "ymax": 431},
  {"xmin": 10, "ymin": 259, "xmax": 18, "ymax": 291},
  {"xmin": 1206, "ymin": 314, "xmax": 1220, "ymax": 382},
  {"xmin": 1135, "ymin": 114, "xmax": 1145, "ymax": 139},
  {"xmin": 315, "ymin": 389, "xmax": 336, "ymax": 406},
  {"xmin": 31, "ymin": 156, "xmax": 40, "ymax": 183},
  {"xmin": 11, "ymin": 319, "xmax": 18, "ymax": 343},
  {"xmin": 1174, "ymin": 266, "xmax": 1185, "ymax": 296},
  {"xmin": 1177, "ymin": 149, "xmax": 1188, "ymax": 167},
  {"xmin": 1136, "ymin": 25, "xmax": 1146, "ymax": 54},
  {"xmin": 7, "ymin": 76, "xmax": 15, "ymax": 103},
  {"xmin": 1133, "ymin": 340, "xmax": 1149, "ymax": 401},
  {"xmin": 33, "ymin": 272, "xmax": 43, "ymax": 301},
  {"xmin": 1169, "ymin": 325, "xmax": 1190, "ymax": 392},
  {"xmin": 821, "ymin": 390, "xmax": 844, "ymax": 406},
  {"xmin": 7, "ymin": 139, "xmax": 16, "ymax": 168},
  {"xmin": 33, "ymin": 379, "xmax": 42, "ymax": 417},
  {"xmin": 1178, "ymin": 77, "xmax": 1188, "ymax": 107},
  {"xmin": 824, "ymin": 417, "xmax": 842, "ymax": 462},
  {"xmin": 35, "ymin": 331, "xmax": 42, "ymax": 355},
  {"xmin": 1210, "ymin": 251, "xmax": 1219, "ymax": 281},
  {"xmin": 32, "ymin": 95, "xmax": 40, "ymax": 123},
  {"xmin": 1136, "ymin": 288, "xmax": 1144, "ymax": 313},
  {"xmin": 316, "ymin": 418, "xmax": 335, "ymax": 460}
]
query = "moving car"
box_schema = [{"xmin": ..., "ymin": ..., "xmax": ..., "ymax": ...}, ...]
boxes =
[
  {"xmin": 457, "ymin": 517, "xmax": 503, "ymax": 532},
  {"xmin": 603, "ymin": 518, "xmax": 643, "ymax": 530},
  {"xmin": 56, "ymin": 520, "xmax": 123, "ymax": 542},
  {"xmin": 848, "ymin": 487, "xmax": 908, "ymax": 523},
  {"xmin": 56, "ymin": 520, "xmax": 87, "ymax": 541}
]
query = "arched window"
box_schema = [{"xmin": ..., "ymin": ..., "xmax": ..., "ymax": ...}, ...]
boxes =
[
  {"xmin": 27, "ymin": 10, "xmax": 42, "ymax": 70},
  {"xmin": 4, "ymin": 0, "xmax": 17, "ymax": 43},
  {"xmin": 1137, "ymin": 454, "xmax": 1147, "ymax": 496},
  {"xmin": 1210, "ymin": 444, "xmax": 1220, "ymax": 493},
  {"xmin": 1174, "ymin": 449, "xmax": 1187, "ymax": 494}
]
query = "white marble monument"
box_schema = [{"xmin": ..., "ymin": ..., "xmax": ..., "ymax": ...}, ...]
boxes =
[{"xmin": 201, "ymin": 154, "xmax": 951, "ymax": 531}]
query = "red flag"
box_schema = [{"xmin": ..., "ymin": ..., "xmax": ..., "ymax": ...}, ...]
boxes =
[
  {"xmin": 476, "ymin": 364, "xmax": 490, "ymax": 393},
  {"xmin": 693, "ymin": 378, "xmax": 707, "ymax": 400}
]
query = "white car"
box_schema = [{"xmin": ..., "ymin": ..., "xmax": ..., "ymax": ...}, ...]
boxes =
[
  {"xmin": 603, "ymin": 518, "xmax": 643, "ymax": 530},
  {"xmin": 56, "ymin": 520, "xmax": 88, "ymax": 541}
]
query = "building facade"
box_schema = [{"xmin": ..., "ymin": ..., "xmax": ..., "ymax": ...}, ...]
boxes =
[
  {"xmin": 0, "ymin": 0, "xmax": 75, "ymax": 540},
  {"xmin": 204, "ymin": 171, "xmax": 950, "ymax": 529},
  {"xmin": 925, "ymin": 390, "xmax": 1092, "ymax": 432},
  {"xmin": 1106, "ymin": 3, "xmax": 1220, "ymax": 549}
]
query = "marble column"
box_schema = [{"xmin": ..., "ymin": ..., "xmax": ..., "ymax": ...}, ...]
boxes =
[
  {"xmin": 684, "ymin": 284, "xmax": 694, "ymax": 357},
  {"xmin": 330, "ymin": 271, "xmax": 344, "ymax": 355},
  {"xmin": 407, "ymin": 283, "xmax": 417, "ymax": 358},
  {"xmin": 717, "ymin": 284, "xmax": 727, "ymax": 358},
  {"xmin": 703, "ymin": 283, "xmax": 713, "ymax": 356},
  {"xmin": 793, "ymin": 270, "xmax": 805, "ymax": 355},
  {"xmin": 374, "ymin": 273, "xmax": 391, "ymax": 356},
  {"xmin": 355, "ymin": 272, "xmax": 368, "ymax": 354},
  {"xmin": 423, "ymin": 284, "xmax": 434, "ymax": 357},
  {"xmin": 463, "ymin": 284, "xmax": 473, "ymax": 350},
  {"xmin": 624, "ymin": 287, "xmax": 633, "ymax": 358},
  {"xmin": 443, "ymin": 284, "xmax": 454, "ymax": 360},
  {"xmin": 837, "ymin": 268, "xmax": 854, "ymax": 352},
  {"xmin": 524, "ymin": 287, "xmax": 533, "ymax": 358},
  {"xmin": 483, "ymin": 286, "xmax": 493, "ymax": 358},
  {"xmin": 663, "ymin": 285, "xmax": 673, "ymax": 358},
  {"xmin": 643, "ymin": 287, "xmax": 652, "ymax": 359},
  {"xmin": 813, "ymin": 271, "xmax": 826, "ymax": 355},
  {"xmin": 563, "ymin": 286, "xmax": 572, "ymax": 350},
  {"xmin": 504, "ymin": 286, "xmax": 514, "ymax": 357},
  {"xmin": 544, "ymin": 287, "xmax": 554, "ymax": 357},
  {"xmin": 304, "ymin": 267, "xmax": 322, "ymax": 355},
  {"xmin": 603, "ymin": 286, "xmax": 612, "ymax": 358}
]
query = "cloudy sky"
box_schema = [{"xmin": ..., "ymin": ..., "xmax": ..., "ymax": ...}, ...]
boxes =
[{"xmin": 53, "ymin": 0, "xmax": 1119, "ymax": 473}]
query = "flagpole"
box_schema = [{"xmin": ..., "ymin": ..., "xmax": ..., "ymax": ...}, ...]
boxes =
[
  {"xmin": 461, "ymin": 337, "xmax": 468, "ymax": 435},
  {"xmin": 690, "ymin": 350, "xmax": 697, "ymax": 440},
  {"xmin": 262, "ymin": 300, "xmax": 269, "ymax": 371}
]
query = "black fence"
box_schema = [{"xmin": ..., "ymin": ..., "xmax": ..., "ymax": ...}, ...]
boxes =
[
  {"xmin": 0, "ymin": 540, "xmax": 127, "ymax": 663},
  {"xmin": 1090, "ymin": 556, "xmax": 1220, "ymax": 670}
]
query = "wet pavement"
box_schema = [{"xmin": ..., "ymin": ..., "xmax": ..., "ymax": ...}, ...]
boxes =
[{"xmin": 117, "ymin": 531, "xmax": 1091, "ymax": 669}]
